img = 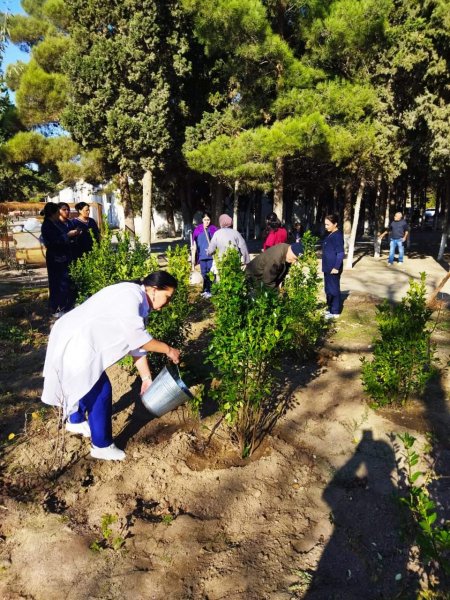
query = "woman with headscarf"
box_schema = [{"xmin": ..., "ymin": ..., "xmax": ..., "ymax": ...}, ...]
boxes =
[
  {"xmin": 206, "ymin": 214, "xmax": 250, "ymax": 270},
  {"xmin": 192, "ymin": 212, "xmax": 218, "ymax": 298}
]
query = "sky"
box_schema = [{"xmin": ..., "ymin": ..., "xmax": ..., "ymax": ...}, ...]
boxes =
[{"xmin": 1, "ymin": 0, "xmax": 30, "ymax": 84}]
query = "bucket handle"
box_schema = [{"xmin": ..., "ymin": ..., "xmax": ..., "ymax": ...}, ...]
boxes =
[{"xmin": 167, "ymin": 361, "xmax": 181, "ymax": 380}]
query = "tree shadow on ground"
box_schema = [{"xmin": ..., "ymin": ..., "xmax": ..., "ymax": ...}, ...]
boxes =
[{"xmin": 303, "ymin": 429, "xmax": 420, "ymax": 599}]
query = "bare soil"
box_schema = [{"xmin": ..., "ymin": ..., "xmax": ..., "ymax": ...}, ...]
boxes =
[{"xmin": 0, "ymin": 256, "xmax": 449, "ymax": 600}]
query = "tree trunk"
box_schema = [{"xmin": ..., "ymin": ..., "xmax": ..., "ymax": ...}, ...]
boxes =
[
  {"xmin": 343, "ymin": 181, "xmax": 353, "ymax": 252},
  {"xmin": 118, "ymin": 172, "xmax": 135, "ymax": 235},
  {"xmin": 165, "ymin": 198, "xmax": 176, "ymax": 237},
  {"xmin": 245, "ymin": 195, "xmax": 252, "ymax": 240},
  {"xmin": 273, "ymin": 157, "xmax": 284, "ymax": 220},
  {"xmin": 437, "ymin": 176, "xmax": 450, "ymax": 261},
  {"xmin": 210, "ymin": 180, "xmax": 226, "ymax": 225},
  {"xmin": 345, "ymin": 178, "xmax": 366, "ymax": 270},
  {"xmin": 179, "ymin": 174, "xmax": 194, "ymax": 239},
  {"xmin": 373, "ymin": 175, "xmax": 384, "ymax": 258},
  {"xmin": 141, "ymin": 170, "xmax": 152, "ymax": 246},
  {"xmin": 254, "ymin": 191, "xmax": 262, "ymax": 239},
  {"xmin": 233, "ymin": 179, "xmax": 239, "ymax": 230}
]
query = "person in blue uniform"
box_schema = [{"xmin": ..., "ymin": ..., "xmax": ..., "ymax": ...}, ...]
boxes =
[
  {"xmin": 322, "ymin": 214, "xmax": 345, "ymax": 319},
  {"xmin": 40, "ymin": 203, "xmax": 81, "ymax": 317},
  {"xmin": 71, "ymin": 202, "xmax": 100, "ymax": 260}
]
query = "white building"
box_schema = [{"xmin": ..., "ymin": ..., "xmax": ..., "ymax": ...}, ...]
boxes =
[{"xmin": 49, "ymin": 181, "xmax": 181, "ymax": 239}]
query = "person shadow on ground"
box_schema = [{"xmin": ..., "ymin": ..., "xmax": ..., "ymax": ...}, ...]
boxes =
[{"xmin": 303, "ymin": 430, "xmax": 419, "ymax": 600}]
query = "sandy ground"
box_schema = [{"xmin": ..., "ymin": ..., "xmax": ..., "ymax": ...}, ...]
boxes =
[{"xmin": 0, "ymin": 249, "xmax": 449, "ymax": 600}]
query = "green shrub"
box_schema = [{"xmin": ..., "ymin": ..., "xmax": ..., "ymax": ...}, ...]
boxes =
[
  {"xmin": 208, "ymin": 248, "xmax": 293, "ymax": 456},
  {"xmin": 146, "ymin": 244, "xmax": 192, "ymax": 374},
  {"xmin": 397, "ymin": 433, "xmax": 450, "ymax": 580},
  {"xmin": 361, "ymin": 274, "xmax": 437, "ymax": 406},
  {"xmin": 70, "ymin": 227, "xmax": 193, "ymax": 379},
  {"xmin": 283, "ymin": 230, "xmax": 325, "ymax": 357},
  {"xmin": 70, "ymin": 221, "xmax": 158, "ymax": 303}
]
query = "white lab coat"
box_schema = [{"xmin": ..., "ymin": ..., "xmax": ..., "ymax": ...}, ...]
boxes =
[{"xmin": 42, "ymin": 282, "xmax": 153, "ymax": 417}]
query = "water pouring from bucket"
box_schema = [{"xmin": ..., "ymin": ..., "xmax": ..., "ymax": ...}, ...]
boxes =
[{"xmin": 141, "ymin": 364, "xmax": 194, "ymax": 417}]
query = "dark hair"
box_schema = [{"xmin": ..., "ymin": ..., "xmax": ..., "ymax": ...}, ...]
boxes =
[
  {"xmin": 325, "ymin": 214, "xmax": 339, "ymax": 225},
  {"xmin": 41, "ymin": 203, "xmax": 60, "ymax": 218},
  {"xmin": 267, "ymin": 212, "xmax": 281, "ymax": 230},
  {"xmin": 75, "ymin": 201, "xmax": 88, "ymax": 212},
  {"xmin": 142, "ymin": 271, "xmax": 178, "ymax": 290},
  {"xmin": 58, "ymin": 202, "xmax": 70, "ymax": 210},
  {"xmin": 202, "ymin": 212, "xmax": 212, "ymax": 219}
]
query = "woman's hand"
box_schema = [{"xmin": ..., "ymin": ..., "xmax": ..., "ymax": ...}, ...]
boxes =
[
  {"xmin": 140, "ymin": 378, "xmax": 152, "ymax": 396},
  {"xmin": 330, "ymin": 268, "xmax": 339, "ymax": 274},
  {"xmin": 166, "ymin": 346, "xmax": 181, "ymax": 364},
  {"xmin": 68, "ymin": 229, "xmax": 80, "ymax": 238}
]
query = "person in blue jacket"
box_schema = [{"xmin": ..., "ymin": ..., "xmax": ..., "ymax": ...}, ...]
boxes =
[
  {"xmin": 192, "ymin": 212, "xmax": 218, "ymax": 298},
  {"xmin": 322, "ymin": 214, "xmax": 345, "ymax": 319}
]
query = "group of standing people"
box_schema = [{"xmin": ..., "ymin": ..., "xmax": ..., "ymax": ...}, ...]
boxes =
[
  {"xmin": 193, "ymin": 210, "xmax": 345, "ymax": 319},
  {"xmin": 40, "ymin": 202, "xmax": 100, "ymax": 317}
]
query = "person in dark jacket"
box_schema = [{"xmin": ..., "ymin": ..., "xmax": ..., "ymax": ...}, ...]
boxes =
[
  {"xmin": 71, "ymin": 202, "xmax": 100, "ymax": 260},
  {"xmin": 245, "ymin": 243, "xmax": 303, "ymax": 290},
  {"xmin": 322, "ymin": 214, "xmax": 345, "ymax": 319},
  {"xmin": 40, "ymin": 203, "xmax": 81, "ymax": 317}
]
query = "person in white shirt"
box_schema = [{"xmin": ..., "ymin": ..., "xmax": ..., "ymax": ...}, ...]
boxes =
[{"xmin": 42, "ymin": 271, "xmax": 180, "ymax": 461}]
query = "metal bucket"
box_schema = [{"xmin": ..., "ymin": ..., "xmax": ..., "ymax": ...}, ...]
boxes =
[{"xmin": 141, "ymin": 364, "xmax": 194, "ymax": 417}]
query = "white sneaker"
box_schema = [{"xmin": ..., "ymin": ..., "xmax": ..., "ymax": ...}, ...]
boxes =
[
  {"xmin": 90, "ymin": 443, "xmax": 126, "ymax": 461},
  {"xmin": 65, "ymin": 420, "xmax": 91, "ymax": 438},
  {"xmin": 325, "ymin": 312, "xmax": 340, "ymax": 320},
  {"xmin": 203, "ymin": 292, "xmax": 212, "ymax": 299}
]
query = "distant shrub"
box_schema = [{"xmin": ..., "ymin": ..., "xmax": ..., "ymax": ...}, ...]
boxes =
[{"xmin": 361, "ymin": 274, "xmax": 437, "ymax": 406}]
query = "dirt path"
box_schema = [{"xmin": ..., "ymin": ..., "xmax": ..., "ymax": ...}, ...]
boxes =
[{"xmin": 0, "ymin": 255, "xmax": 449, "ymax": 599}]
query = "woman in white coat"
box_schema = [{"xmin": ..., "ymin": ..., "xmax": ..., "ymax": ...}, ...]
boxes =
[{"xmin": 42, "ymin": 271, "xmax": 180, "ymax": 461}]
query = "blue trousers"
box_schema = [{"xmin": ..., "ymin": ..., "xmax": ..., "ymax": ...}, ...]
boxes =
[
  {"xmin": 324, "ymin": 273, "xmax": 341, "ymax": 315},
  {"xmin": 200, "ymin": 259, "xmax": 214, "ymax": 293},
  {"xmin": 388, "ymin": 238, "xmax": 404, "ymax": 264},
  {"xmin": 68, "ymin": 372, "xmax": 113, "ymax": 447}
]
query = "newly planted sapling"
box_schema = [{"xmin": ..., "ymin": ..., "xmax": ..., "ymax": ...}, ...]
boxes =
[
  {"xmin": 397, "ymin": 433, "xmax": 450, "ymax": 582},
  {"xmin": 208, "ymin": 248, "xmax": 293, "ymax": 455},
  {"xmin": 90, "ymin": 513, "xmax": 125, "ymax": 552},
  {"xmin": 283, "ymin": 230, "xmax": 325, "ymax": 357}
]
